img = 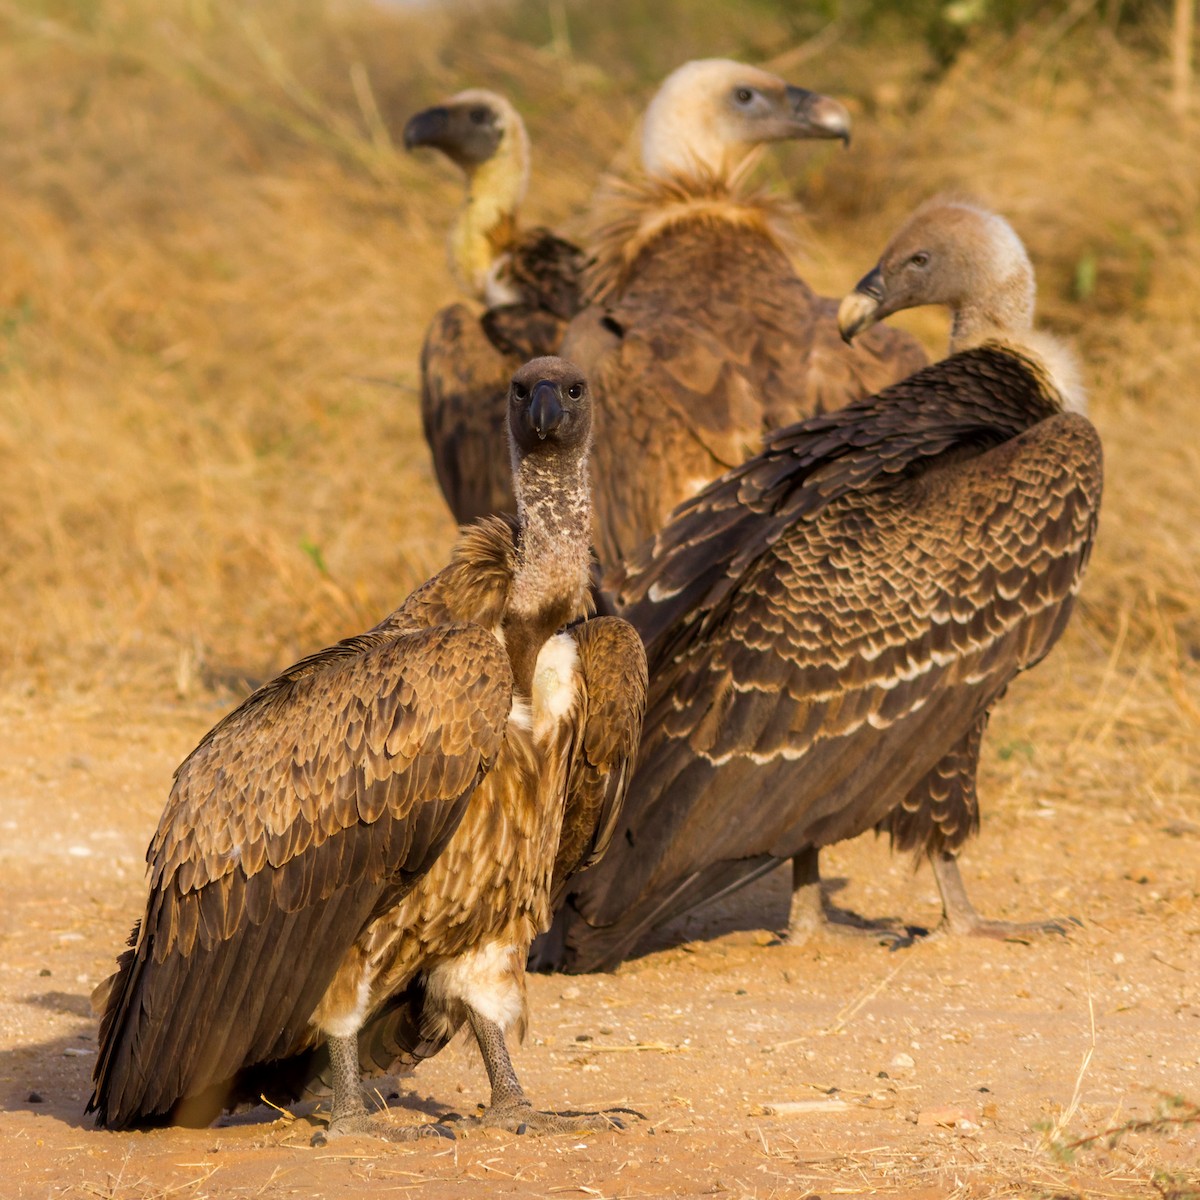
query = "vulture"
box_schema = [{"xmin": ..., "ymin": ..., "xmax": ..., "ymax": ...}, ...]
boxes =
[
  {"xmin": 88, "ymin": 357, "xmax": 648, "ymax": 1138},
  {"xmin": 544, "ymin": 200, "xmax": 1101, "ymax": 973},
  {"xmin": 406, "ymin": 91, "xmax": 586, "ymax": 523},
  {"xmin": 561, "ymin": 58, "xmax": 928, "ymax": 570}
]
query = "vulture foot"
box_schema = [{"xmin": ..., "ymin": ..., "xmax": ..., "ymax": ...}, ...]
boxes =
[
  {"xmin": 931, "ymin": 851, "xmax": 1080, "ymax": 942},
  {"xmin": 786, "ymin": 849, "xmax": 919, "ymax": 947},
  {"xmin": 313, "ymin": 1030, "xmax": 456, "ymax": 1145},
  {"xmin": 455, "ymin": 1100, "xmax": 627, "ymax": 1136},
  {"xmin": 311, "ymin": 1113, "xmax": 455, "ymax": 1146},
  {"xmin": 461, "ymin": 1006, "xmax": 631, "ymax": 1138}
]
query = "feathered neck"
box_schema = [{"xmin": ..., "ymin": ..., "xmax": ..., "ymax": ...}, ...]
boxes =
[
  {"xmin": 583, "ymin": 154, "xmax": 801, "ymax": 302},
  {"xmin": 451, "ymin": 137, "xmax": 530, "ymax": 301}
]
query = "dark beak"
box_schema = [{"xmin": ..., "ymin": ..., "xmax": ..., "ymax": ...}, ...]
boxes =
[
  {"xmin": 403, "ymin": 106, "xmax": 450, "ymax": 152},
  {"xmin": 529, "ymin": 380, "xmax": 565, "ymax": 440},
  {"xmin": 836, "ymin": 266, "xmax": 886, "ymax": 343},
  {"xmin": 785, "ymin": 85, "xmax": 851, "ymax": 146}
]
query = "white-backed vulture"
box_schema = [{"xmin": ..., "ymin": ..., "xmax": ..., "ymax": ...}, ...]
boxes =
[
  {"xmin": 543, "ymin": 200, "xmax": 1101, "ymax": 972},
  {"xmin": 88, "ymin": 357, "xmax": 647, "ymax": 1137},
  {"xmin": 561, "ymin": 58, "xmax": 928, "ymax": 570},
  {"xmin": 405, "ymin": 91, "xmax": 586, "ymax": 523}
]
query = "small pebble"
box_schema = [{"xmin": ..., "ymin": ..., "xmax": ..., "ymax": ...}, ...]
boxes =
[
  {"xmin": 890, "ymin": 1052, "xmax": 915, "ymax": 1070},
  {"xmin": 27, "ymin": 1092, "xmax": 43, "ymax": 1104}
]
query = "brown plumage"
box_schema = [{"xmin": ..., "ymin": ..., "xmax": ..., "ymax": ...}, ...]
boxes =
[
  {"xmin": 544, "ymin": 201, "xmax": 1102, "ymax": 972},
  {"xmin": 406, "ymin": 91, "xmax": 586, "ymax": 523},
  {"xmin": 89, "ymin": 357, "xmax": 646, "ymax": 1137},
  {"xmin": 560, "ymin": 59, "xmax": 927, "ymax": 570}
]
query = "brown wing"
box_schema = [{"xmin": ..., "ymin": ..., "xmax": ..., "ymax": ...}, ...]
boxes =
[
  {"xmin": 552, "ymin": 617, "xmax": 648, "ymax": 895},
  {"xmin": 557, "ymin": 349, "xmax": 1102, "ymax": 971},
  {"xmin": 803, "ymin": 295, "xmax": 928, "ymax": 415},
  {"xmin": 564, "ymin": 219, "xmax": 929, "ymax": 572},
  {"xmin": 89, "ymin": 622, "xmax": 513, "ymax": 1128},
  {"xmin": 879, "ymin": 711, "xmax": 989, "ymax": 857},
  {"xmin": 420, "ymin": 302, "xmax": 515, "ymax": 523},
  {"xmin": 564, "ymin": 221, "xmax": 822, "ymax": 569},
  {"xmin": 482, "ymin": 228, "xmax": 587, "ymax": 359}
]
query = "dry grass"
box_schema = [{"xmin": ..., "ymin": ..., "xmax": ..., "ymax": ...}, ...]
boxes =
[{"xmin": 0, "ymin": 0, "xmax": 1195, "ymax": 800}]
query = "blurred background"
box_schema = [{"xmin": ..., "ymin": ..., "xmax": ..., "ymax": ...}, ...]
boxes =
[{"xmin": 0, "ymin": 0, "xmax": 1196, "ymax": 818}]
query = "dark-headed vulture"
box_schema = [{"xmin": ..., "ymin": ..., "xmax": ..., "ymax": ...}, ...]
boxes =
[
  {"xmin": 561, "ymin": 59, "xmax": 928, "ymax": 570},
  {"xmin": 89, "ymin": 358, "xmax": 647, "ymax": 1138},
  {"xmin": 543, "ymin": 200, "xmax": 1101, "ymax": 972},
  {"xmin": 405, "ymin": 91, "xmax": 586, "ymax": 523}
]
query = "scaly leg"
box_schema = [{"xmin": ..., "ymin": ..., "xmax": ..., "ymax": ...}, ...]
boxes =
[
  {"xmin": 311, "ymin": 1032, "xmax": 452, "ymax": 1145},
  {"xmin": 931, "ymin": 851, "xmax": 1078, "ymax": 939},
  {"xmin": 461, "ymin": 1007, "xmax": 626, "ymax": 1135},
  {"xmin": 786, "ymin": 847, "xmax": 911, "ymax": 945}
]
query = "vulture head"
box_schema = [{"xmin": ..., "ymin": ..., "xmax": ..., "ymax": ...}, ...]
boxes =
[
  {"xmin": 508, "ymin": 356, "xmax": 593, "ymax": 464},
  {"xmin": 838, "ymin": 199, "xmax": 1037, "ymax": 351},
  {"xmin": 641, "ymin": 58, "xmax": 850, "ymax": 181},
  {"xmin": 405, "ymin": 89, "xmax": 532, "ymax": 299},
  {"xmin": 404, "ymin": 89, "xmax": 530, "ymax": 186}
]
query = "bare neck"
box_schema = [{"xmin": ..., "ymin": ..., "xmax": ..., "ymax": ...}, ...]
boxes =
[
  {"xmin": 948, "ymin": 267, "xmax": 1036, "ymax": 354},
  {"xmin": 451, "ymin": 152, "xmax": 528, "ymax": 299},
  {"xmin": 508, "ymin": 449, "xmax": 593, "ymax": 622}
]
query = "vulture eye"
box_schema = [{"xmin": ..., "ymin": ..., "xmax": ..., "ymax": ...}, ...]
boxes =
[
  {"xmin": 908, "ymin": 251, "xmax": 931, "ymax": 268},
  {"xmin": 566, "ymin": 383, "xmax": 583, "ymax": 400},
  {"xmin": 513, "ymin": 382, "xmax": 528, "ymax": 400},
  {"xmin": 734, "ymin": 87, "xmax": 756, "ymax": 106},
  {"xmin": 469, "ymin": 106, "xmax": 491, "ymax": 125}
]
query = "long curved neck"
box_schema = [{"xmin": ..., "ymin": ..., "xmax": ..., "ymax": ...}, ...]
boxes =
[
  {"xmin": 642, "ymin": 116, "xmax": 745, "ymax": 184},
  {"xmin": 451, "ymin": 147, "xmax": 529, "ymax": 299},
  {"xmin": 508, "ymin": 448, "xmax": 592, "ymax": 622},
  {"xmin": 948, "ymin": 264, "xmax": 1036, "ymax": 355},
  {"xmin": 501, "ymin": 446, "xmax": 592, "ymax": 693}
]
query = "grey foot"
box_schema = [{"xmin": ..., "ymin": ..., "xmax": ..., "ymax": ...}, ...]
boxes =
[
  {"xmin": 312, "ymin": 1114, "xmax": 456, "ymax": 1146},
  {"xmin": 451, "ymin": 1100, "xmax": 629, "ymax": 1136},
  {"xmin": 787, "ymin": 869, "xmax": 923, "ymax": 948},
  {"xmin": 931, "ymin": 851, "xmax": 1080, "ymax": 942},
  {"xmin": 937, "ymin": 912, "xmax": 1081, "ymax": 942}
]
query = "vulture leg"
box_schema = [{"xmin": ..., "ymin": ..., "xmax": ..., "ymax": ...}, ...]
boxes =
[
  {"xmin": 462, "ymin": 1007, "xmax": 626, "ymax": 1135},
  {"xmin": 930, "ymin": 851, "xmax": 1078, "ymax": 940},
  {"xmin": 786, "ymin": 848, "xmax": 909, "ymax": 945},
  {"xmin": 312, "ymin": 1033, "xmax": 449, "ymax": 1145}
]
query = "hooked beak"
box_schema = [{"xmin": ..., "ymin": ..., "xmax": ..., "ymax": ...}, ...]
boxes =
[
  {"xmin": 402, "ymin": 106, "xmax": 451, "ymax": 152},
  {"xmin": 529, "ymin": 380, "xmax": 565, "ymax": 440},
  {"xmin": 785, "ymin": 86, "xmax": 851, "ymax": 146},
  {"xmin": 837, "ymin": 266, "xmax": 886, "ymax": 343}
]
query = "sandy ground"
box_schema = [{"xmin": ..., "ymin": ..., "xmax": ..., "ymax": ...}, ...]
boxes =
[{"xmin": 1, "ymin": 691, "xmax": 1197, "ymax": 1200}]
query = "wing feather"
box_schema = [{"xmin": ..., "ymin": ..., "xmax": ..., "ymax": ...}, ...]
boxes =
[
  {"xmin": 90, "ymin": 623, "xmax": 513, "ymax": 1128},
  {"xmin": 558, "ymin": 349, "xmax": 1102, "ymax": 971},
  {"xmin": 553, "ymin": 618, "xmax": 648, "ymax": 894},
  {"xmin": 565, "ymin": 218, "xmax": 926, "ymax": 569},
  {"xmin": 419, "ymin": 303, "xmax": 515, "ymax": 522}
]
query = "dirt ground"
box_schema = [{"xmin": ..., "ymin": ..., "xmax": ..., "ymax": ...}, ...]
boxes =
[{"xmin": 1, "ymin": 689, "xmax": 1197, "ymax": 1200}]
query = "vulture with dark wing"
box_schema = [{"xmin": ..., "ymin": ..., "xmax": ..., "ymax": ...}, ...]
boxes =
[
  {"xmin": 89, "ymin": 357, "xmax": 647, "ymax": 1138},
  {"xmin": 561, "ymin": 59, "xmax": 928, "ymax": 570},
  {"xmin": 406, "ymin": 91, "xmax": 587, "ymax": 523},
  {"xmin": 545, "ymin": 200, "xmax": 1101, "ymax": 972}
]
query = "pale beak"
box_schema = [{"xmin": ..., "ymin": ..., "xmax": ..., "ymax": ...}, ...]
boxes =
[{"xmin": 837, "ymin": 266, "xmax": 885, "ymax": 343}]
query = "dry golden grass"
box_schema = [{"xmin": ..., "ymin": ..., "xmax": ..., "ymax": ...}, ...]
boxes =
[{"xmin": 0, "ymin": 0, "xmax": 1195, "ymax": 830}]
